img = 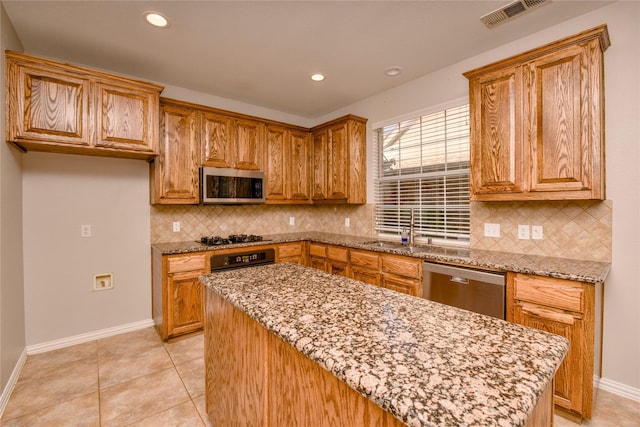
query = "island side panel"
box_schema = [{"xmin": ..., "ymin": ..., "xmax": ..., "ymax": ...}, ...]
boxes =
[
  {"xmin": 268, "ymin": 332, "xmax": 405, "ymax": 427},
  {"xmin": 205, "ymin": 288, "xmax": 268, "ymax": 426}
]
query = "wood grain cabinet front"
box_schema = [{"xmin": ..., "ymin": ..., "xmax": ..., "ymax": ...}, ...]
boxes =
[
  {"xmin": 6, "ymin": 51, "xmax": 162, "ymax": 159},
  {"xmin": 310, "ymin": 115, "xmax": 367, "ymax": 204},
  {"xmin": 153, "ymin": 251, "xmax": 208, "ymax": 340},
  {"xmin": 464, "ymin": 25, "xmax": 609, "ymax": 201},
  {"xmin": 151, "ymin": 101, "xmax": 200, "ymax": 204},
  {"xmin": 264, "ymin": 125, "xmax": 311, "ymax": 203},
  {"xmin": 507, "ymin": 273, "xmax": 601, "ymax": 421}
]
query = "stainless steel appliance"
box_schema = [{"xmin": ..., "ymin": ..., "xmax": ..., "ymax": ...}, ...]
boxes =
[
  {"xmin": 422, "ymin": 262, "xmax": 506, "ymax": 319},
  {"xmin": 200, "ymin": 167, "xmax": 265, "ymax": 204},
  {"xmin": 210, "ymin": 248, "xmax": 275, "ymax": 272}
]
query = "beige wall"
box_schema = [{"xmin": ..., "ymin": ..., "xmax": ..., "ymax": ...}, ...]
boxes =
[
  {"xmin": 22, "ymin": 153, "xmax": 152, "ymax": 345},
  {"xmin": 323, "ymin": 2, "xmax": 640, "ymax": 393},
  {"xmin": 0, "ymin": 3, "xmax": 24, "ymax": 394}
]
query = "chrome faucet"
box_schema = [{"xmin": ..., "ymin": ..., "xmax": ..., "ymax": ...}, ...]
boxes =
[{"xmin": 409, "ymin": 208, "xmax": 415, "ymax": 246}]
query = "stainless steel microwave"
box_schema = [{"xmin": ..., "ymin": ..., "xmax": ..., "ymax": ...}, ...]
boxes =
[{"xmin": 200, "ymin": 167, "xmax": 265, "ymax": 204}]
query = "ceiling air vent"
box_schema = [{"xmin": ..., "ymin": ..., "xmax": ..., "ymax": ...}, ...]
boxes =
[{"xmin": 481, "ymin": 0, "xmax": 550, "ymax": 28}]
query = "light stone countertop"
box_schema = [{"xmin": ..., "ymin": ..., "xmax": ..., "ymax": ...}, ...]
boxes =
[
  {"xmin": 154, "ymin": 231, "xmax": 610, "ymax": 284},
  {"xmin": 200, "ymin": 262, "xmax": 569, "ymax": 427}
]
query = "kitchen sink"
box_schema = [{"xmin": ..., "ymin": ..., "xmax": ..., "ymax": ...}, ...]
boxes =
[{"xmin": 362, "ymin": 240, "xmax": 432, "ymax": 253}]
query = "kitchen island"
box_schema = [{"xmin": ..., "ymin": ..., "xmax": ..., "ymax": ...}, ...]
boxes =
[{"xmin": 200, "ymin": 263, "xmax": 568, "ymax": 427}]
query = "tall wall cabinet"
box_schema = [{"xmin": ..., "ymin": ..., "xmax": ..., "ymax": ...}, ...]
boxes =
[
  {"xmin": 6, "ymin": 51, "xmax": 163, "ymax": 160},
  {"xmin": 464, "ymin": 25, "xmax": 610, "ymax": 201}
]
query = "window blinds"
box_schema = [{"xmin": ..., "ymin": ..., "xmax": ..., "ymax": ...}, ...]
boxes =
[{"xmin": 374, "ymin": 104, "xmax": 470, "ymax": 243}]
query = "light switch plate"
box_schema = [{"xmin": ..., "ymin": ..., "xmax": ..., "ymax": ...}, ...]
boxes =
[
  {"xmin": 532, "ymin": 225, "xmax": 544, "ymax": 240},
  {"xmin": 518, "ymin": 224, "xmax": 530, "ymax": 240}
]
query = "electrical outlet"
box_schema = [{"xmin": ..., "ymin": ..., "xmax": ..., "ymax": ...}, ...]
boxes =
[
  {"xmin": 80, "ymin": 224, "xmax": 92, "ymax": 238},
  {"xmin": 289, "ymin": 216, "xmax": 295, "ymax": 226},
  {"xmin": 172, "ymin": 221, "xmax": 180, "ymax": 232},
  {"xmin": 484, "ymin": 223, "xmax": 500, "ymax": 238},
  {"xmin": 93, "ymin": 273, "xmax": 113, "ymax": 291},
  {"xmin": 517, "ymin": 224, "xmax": 530, "ymax": 240},
  {"xmin": 344, "ymin": 217, "xmax": 350, "ymax": 227},
  {"xmin": 532, "ymin": 225, "xmax": 544, "ymax": 240}
]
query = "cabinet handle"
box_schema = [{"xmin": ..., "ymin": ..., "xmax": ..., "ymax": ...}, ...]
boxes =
[{"xmin": 521, "ymin": 303, "xmax": 576, "ymax": 325}]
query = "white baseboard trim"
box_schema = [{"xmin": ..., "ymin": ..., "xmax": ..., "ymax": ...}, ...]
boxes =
[
  {"xmin": 26, "ymin": 319, "xmax": 155, "ymax": 355},
  {"xmin": 0, "ymin": 348, "xmax": 27, "ymax": 419},
  {"xmin": 597, "ymin": 376, "xmax": 640, "ymax": 402}
]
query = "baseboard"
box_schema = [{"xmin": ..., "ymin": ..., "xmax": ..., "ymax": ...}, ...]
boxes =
[
  {"xmin": 597, "ymin": 376, "xmax": 640, "ymax": 402},
  {"xmin": 0, "ymin": 348, "xmax": 27, "ymax": 419},
  {"xmin": 26, "ymin": 318, "xmax": 155, "ymax": 355}
]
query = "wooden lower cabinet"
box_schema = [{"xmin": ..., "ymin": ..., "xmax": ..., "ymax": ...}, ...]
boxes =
[
  {"xmin": 152, "ymin": 249, "xmax": 208, "ymax": 340},
  {"xmin": 507, "ymin": 273, "xmax": 601, "ymax": 421},
  {"xmin": 381, "ymin": 254, "xmax": 423, "ymax": 297},
  {"xmin": 275, "ymin": 241, "xmax": 307, "ymax": 264},
  {"xmin": 308, "ymin": 243, "xmax": 349, "ymax": 278}
]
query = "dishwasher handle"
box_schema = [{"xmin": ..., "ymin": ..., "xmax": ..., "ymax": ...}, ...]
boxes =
[{"xmin": 449, "ymin": 276, "xmax": 469, "ymax": 285}]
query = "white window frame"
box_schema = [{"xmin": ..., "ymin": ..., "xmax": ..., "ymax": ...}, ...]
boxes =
[{"xmin": 373, "ymin": 98, "xmax": 470, "ymax": 247}]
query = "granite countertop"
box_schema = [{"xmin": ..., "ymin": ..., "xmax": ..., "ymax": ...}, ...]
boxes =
[
  {"xmin": 200, "ymin": 263, "xmax": 569, "ymax": 427},
  {"xmin": 154, "ymin": 231, "xmax": 610, "ymax": 284}
]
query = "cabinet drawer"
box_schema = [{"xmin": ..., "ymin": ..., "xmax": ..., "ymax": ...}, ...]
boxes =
[
  {"xmin": 513, "ymin": 274, "xmax": 584, "ymax": 313},
  {"xmin": 167, "ymin": 254, "xmax": 207, "ymax": 273},
  {"xmin": 278, "ymin": 242, "xmax": 303, "ymax": 258},
  {"xmin": 350, "ymin": 250, "xmax": 380, "ymax": 269},
  {"xmin": 382, "ymin": 255, "xmax": 421, "ymax": 279},
  {"xmin": 309, "ymin": 243, "xmax": 326, "ymax": 258},
  {"xmin": 326, "ymin": 245, "xmax": 348, "ymax": 263}
]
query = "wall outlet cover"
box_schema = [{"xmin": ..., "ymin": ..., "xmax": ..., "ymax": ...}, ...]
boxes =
[
  {"xmin": 93, "ymin": 273, "xmax": 114, "ymax": 291},
  {"xmin": 518, "ymin": 224, "xmax": 530, "ymax": 240},
  {"xmin": 484, "ymin": 223, "xmax": 500, "ymax": 238}
]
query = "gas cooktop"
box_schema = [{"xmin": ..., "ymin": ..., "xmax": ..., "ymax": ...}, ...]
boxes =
[{"xmin": 199, "ymin": 234, "xmax": 266, "ymax": 246}]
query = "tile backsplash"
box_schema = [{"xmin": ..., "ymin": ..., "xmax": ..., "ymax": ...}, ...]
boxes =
[
  {"xmin": 152, "ymin": 200, "xmax": 612, "ymax": 263},
  {"xmin": 470, "ymin": 200, "xmax": 612, "ymax": 262},
  {"xmin": 151, "ymin": 204, "xmax": 375, "ymax": 244}
]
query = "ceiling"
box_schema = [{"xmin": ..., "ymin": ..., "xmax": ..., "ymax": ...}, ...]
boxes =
[{"xmin": 3, "ymin": 1, "xmax": 611, "ymax": 119}]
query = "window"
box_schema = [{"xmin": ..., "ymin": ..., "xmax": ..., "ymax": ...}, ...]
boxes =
[{"xmin": 374, "ymin": 103, "xmax": 470, "ymax": 244}]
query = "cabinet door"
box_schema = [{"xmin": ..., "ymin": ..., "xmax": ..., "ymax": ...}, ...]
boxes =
[
  {"xmin": 309, "ymin": 257, "xmax": 328, "ymax": 272},
  {"xmin": 154, "ymin": 103, "xmax": 199, "ymax": 204},
  {"xmin": 469, "ymin": 66, "xmax": 524, "ymax": 197},
  {"xmin": 201, "ymin": 111, "xmax": 233, "ymax": 168},
  {"xmin": 328, "ymin": 261, "xmax": 348, "ymax": 277},
  {"xmin": 327, "ymin": 122, "xmax": 349, "ymax": 200},
  {"xmin": 351, "ymin": 267, "xmax": 380, "ymax": 286},
  {"xmin": 380, "ymin": 274, "xmax": 420, "ymax": 297},
  {"xmin": 526, "ymin": 41, "xmax": 602, "ymax": 197},
  {"xmin": 264, "ymin": 125, "xmax": 287, "ymax": 201},
  {"xmin": 95, "ymin": 82, "xmax": 157, "ymax": 153},
  {"xmin": 8, "ymin": 63, "xmax": 91, "ymax": 146},
  {"xmin": 167, "ymin": 270, "xmax": 205, "ymax": 337},
  {"xmin": 288, "ymin": 130, "xmax": 311, "ymax": 201},
  {"xmin": 311, "ymin": 130, "xmax": 328, "ymax": 200},
  {"xmin": 513, "ymin": 302, "xmax": 584, "ymax": 414},
  {"xmin": 235, "ymin": 118, "xmax": 263, "ymax": 170}
]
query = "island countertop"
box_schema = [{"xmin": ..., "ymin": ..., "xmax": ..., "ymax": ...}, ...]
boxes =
[{"xmin": 200, "ymin": 262, "xmax": 569, "ymax": 427}]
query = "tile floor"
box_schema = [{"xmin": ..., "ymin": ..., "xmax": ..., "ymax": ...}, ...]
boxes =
[{"xmin": 1, "ymin": 326, "xmax": 638, "ymax": 426}]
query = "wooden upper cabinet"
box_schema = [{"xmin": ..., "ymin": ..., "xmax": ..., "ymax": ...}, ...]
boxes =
[
  {"xmin": 311, "ymin": 115, "xmax": 367, "ymax": 204},
  {"xmin": 201, "ymin": 111, "xmax": 233, "ymax": 168},
  {"xmin": 469, "ymin": 65, "xmax": 524, "ymax": 195},
  {"xmin": 264, "ymin": 125, "xmax": 311, "ymax": 203},
  {"xmin": 264, "ymin": 125, "xmax": 287, "ymax": 201},
  {"xmin": 288, "ymin": 129, "xmax": 311, "ymax": 201},
  {"xmin": 464, "ymin": 25, "xmax": 609, "ymax": 201},
  {"xmin": 6, "ymin": 51, "xmax": 162, "ymax": 159},
  {"xmin": 152, "ymin": 101, "xmax": 200, "ymax": 204},
  {"xmin": 234, "ymin": 118, "xmax": 264, "ymax": 170}
]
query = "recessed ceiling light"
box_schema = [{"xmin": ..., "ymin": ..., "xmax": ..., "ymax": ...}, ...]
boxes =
[
  {"xmin": 384, "ymin": 66, "xmax": 403, "ymax": 77},
  {"xmin": 310, "ymin": 73, "xmax": 326, "ymax": 82},
  {"xmin": 145, "ymin": 12, "xmax": 169, "ymax": 28}
]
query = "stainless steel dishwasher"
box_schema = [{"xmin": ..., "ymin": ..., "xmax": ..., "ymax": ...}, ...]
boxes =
[{"xmin": 422, "ymin": 262, "xmax": 506, "ymax": 319}]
